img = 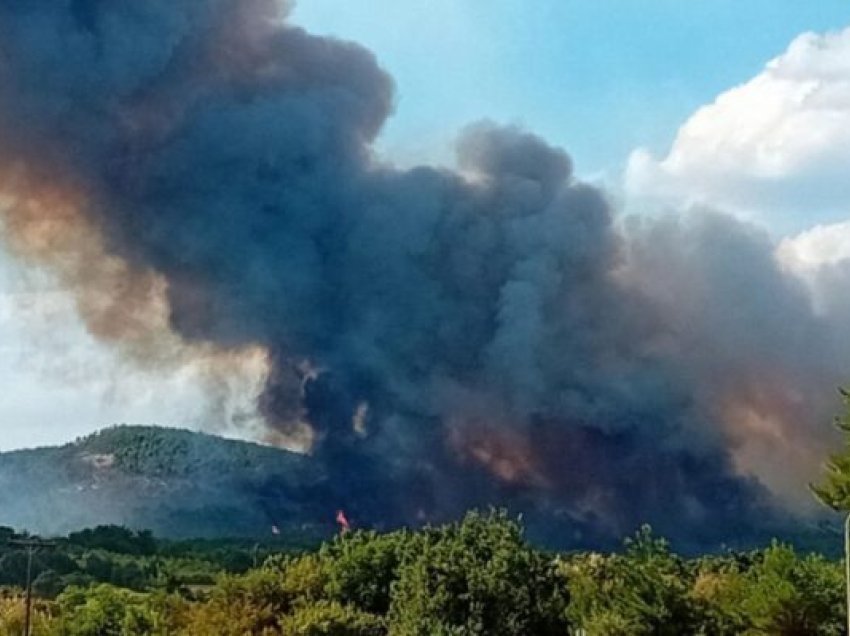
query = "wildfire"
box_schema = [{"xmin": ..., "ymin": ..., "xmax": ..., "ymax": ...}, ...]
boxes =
[
  {"xmin": 336, "ymin": 509, "xmax": 351, "ymax": 533},
  {"xmin": 448, "ymin": 419, "xmax": 548, "ymax": 488}
]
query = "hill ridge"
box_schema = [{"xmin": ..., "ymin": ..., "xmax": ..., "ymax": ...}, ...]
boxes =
[{"xmin": 0, "ymin": 424, "xmax": 329, "ymax": 539}]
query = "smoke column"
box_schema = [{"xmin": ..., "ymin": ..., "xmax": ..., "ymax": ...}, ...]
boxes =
[{"xmin": 0, "ymin": 0, "xmax": 845, "ymax": 547}]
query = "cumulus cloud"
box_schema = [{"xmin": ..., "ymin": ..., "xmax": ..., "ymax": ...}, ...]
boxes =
[{"xmin": 627, "ymin": 26, "xmax": 850, "ymax": 232}]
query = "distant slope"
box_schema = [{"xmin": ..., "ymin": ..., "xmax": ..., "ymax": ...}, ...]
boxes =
[
  {"xmin": 1, "ymin": 426, "xmax": 842, "ymax": 553},
  {"xmin": 0, "ymin": 425, "xmax": 332, "ymax": 538}
]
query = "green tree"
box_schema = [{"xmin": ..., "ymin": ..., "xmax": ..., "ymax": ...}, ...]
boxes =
[
  {"xmin": 55, "ymin": 585, "xmax": 137, "ymax": 636},
  {"xmin": 0, "ymin": 551, "xmax": 30, "ymax": 586},
  {"xmin": 32, "ymin": 569, "xmax": 64, "ymax": 598},
  {"xmin": 739, "ymin": 543, "xmax": 844, "ymax": 635},
  {"xmin": 387, "ymin": 510, "xmax": 569, "ymax": 636},
  {"xmin": 561, "ymin": 526, "xmax": 702, "ymax": 635},
  {"xmin": 183, "ymin": 554, "xmax": 327, "ymax": 634},
  {"xmin": 279, "ymin": 601, "xmax": 385, "ymax": 636},
  {"xmin": 321, "ymin": 530, "xmax": 406, "ymax": 614},
  {"xmin": 813, "ymin": 389, "xmax": 850, "ymax": 511},
  {"xmin": 68, "ymin": 526, "xmax": 157, "ymax": 556},
  {"xmin": 56, "ymin": 584, "xmax": 184, "ymax": 636},
  {"xmin": 688, "ymin": 554, "xmax": 751, "ymax": 635}
]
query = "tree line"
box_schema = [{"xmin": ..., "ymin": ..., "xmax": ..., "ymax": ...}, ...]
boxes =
[
  {"xmin": 0, "ymin": 511, "xmax": 847, "ymax": 635},
  {"xmin": 6, "ymin": 392, "xmax": 850, "ymax": 634}
]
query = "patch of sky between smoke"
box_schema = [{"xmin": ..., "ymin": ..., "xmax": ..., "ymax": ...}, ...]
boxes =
[{"xmin": 0, "ymin": 251, "xmax": 265, "ymax": 451}]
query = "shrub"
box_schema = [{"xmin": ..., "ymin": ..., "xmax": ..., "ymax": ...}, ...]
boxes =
[
  {"xmin": 279, "ymin": 601, "xmax": 385, "ymax": 636},
  {"xmin": 387, "ymin": 510, "xmax": 569, "ymax": 636}
]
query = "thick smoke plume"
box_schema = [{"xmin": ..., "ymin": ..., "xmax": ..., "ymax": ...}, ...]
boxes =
[{"xmin": 0, "ymin": 0, "xmax": 846, "ymax": 548}]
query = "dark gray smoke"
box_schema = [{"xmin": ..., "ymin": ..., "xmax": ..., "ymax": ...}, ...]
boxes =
[{"xmin": 0, "ymin": 0, "xmax": 844, "ymax": 548}]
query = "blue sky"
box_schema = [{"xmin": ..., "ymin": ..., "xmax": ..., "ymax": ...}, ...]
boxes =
[{"xmin": 292, "ymin": 1, "xmax": 850, "ymax": 177}]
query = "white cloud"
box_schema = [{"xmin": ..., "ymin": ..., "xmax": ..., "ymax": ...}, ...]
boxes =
[
  {"xmin": 0, "ymin": 256, "xmax": 268, "ymax": 451},
  {"xmin": 627, "ymin": 26, "xmax": 850, "ymax": 233},
  {"xmin": 777, "ymin": 220, "xmax": 850, "ymax": 322},
  {"xmin": 778, "ymin": 220, "xmax": 850, "ymax": 270}
]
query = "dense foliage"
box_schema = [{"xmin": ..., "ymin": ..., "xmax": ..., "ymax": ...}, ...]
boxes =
[
  {"xmin": 561, "ymin": 527, "xmax": 845, "ymax": 635},
  {"xmin": 0, "ymin": 524, "xmax": 308, "ymax": 597},
  {"xmin": 813, "ymin": 389, "xmax": 850, "ymax": 512},
  {"xmin": 0, "ymin": 512, "xmax": 847, "ymax": 635}
]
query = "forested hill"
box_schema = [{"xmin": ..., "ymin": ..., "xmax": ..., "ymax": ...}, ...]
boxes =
[
  {"xmin": 0, "ymin": 425, "xmax": 843, "ymax": 555},
  {"xmin": 0, "ymin": 425, "xmax": 332, "ymax": 539}
]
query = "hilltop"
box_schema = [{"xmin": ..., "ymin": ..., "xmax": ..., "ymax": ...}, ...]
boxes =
[
  {"xmin": 0, "ymin": 425, "xmax": 332, "ymax": 538},
  {"xmin": 0, "ymin": 425, "xmax": 843, "ymax": 554}
]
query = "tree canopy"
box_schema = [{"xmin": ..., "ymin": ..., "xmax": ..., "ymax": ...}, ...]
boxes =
[{"xmin": 1, "ymin": 511, "xmax": 848, "ymax": 635}]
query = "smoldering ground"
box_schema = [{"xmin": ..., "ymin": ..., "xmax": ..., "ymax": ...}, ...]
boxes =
[{"xmin": 0, "ymin": 0, "xmax": 846, "ymax": 548}]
